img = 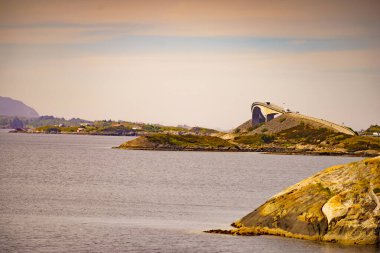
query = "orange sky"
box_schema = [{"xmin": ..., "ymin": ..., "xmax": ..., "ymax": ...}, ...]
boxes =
[
  {"xmin": 1, "ymin": 0, "xmax": 380, "ymax": 41},
  {"xmin": 0, "ymin": 0, "xmax": 379, "ymax": 130}
]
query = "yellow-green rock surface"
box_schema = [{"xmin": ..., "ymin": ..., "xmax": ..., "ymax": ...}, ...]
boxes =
[
  {"xmin": 118, "ymin": 133, "xmax": 239, "ymax": 151},
  {"xmin": 232, "ymin": 157, "xmax": 380, "ymax": 245}
]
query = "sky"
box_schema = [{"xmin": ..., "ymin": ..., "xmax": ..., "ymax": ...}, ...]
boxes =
[{"xmin": 0, "ymin": 0, "xmax": 379, "ymax": 131}]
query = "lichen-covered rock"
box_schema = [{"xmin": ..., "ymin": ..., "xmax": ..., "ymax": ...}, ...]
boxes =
[
  {"xmin": 322, "ymin": 194, "xmax": 352, "ymax": 224},
  {"xmin": 118, "ymin": 133, "xmax": 239, "ymax": 151},
  {"xmin": 231, "ymin": 157, "xmax": 380, "ymax": 245}
]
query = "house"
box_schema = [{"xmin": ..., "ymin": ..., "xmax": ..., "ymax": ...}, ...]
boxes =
[{"xmin": 77, "ymin": 127, "xmax": 86, "ymax": 133}]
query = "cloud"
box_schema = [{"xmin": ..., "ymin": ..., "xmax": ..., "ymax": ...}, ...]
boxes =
[
  {"xmin": 0, "ymin": 0, "xmax": 379, "ymax": 44},
  {"xmin": 0, "ymin": 23, "xmax": 152, "ymax": 44},
  {"xmin": 0, "ymin": 1, "xmax": 379, "ymax": 130}
]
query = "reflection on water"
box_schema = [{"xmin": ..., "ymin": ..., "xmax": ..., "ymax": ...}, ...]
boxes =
[{"xmin": 0, "ymin": 131, "xmax": 375, "ymax": 252}]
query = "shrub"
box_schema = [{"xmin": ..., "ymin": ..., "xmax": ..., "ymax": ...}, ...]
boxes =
[
  {"xmin": 261, "ymin": 134, "xmax": 275, "ymax": 143},
  {"xmin": 37, "ymin": 126, "xmax": 61, "ymax": 133},
  {"xmin": 234, "ymin": 134, "xmax": 275, "ymax": 145},
  {"xmin": 344, "ymin": 139, "xmax": 380, "ymax": 152}
]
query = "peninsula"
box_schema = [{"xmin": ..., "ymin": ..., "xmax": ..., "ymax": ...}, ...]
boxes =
[
  {"xmin": 118, "ymin": 102, "xmax": 380, "ymax": 157},
  {"xmin": 118, "ymin": 133, "xmax": 239, "ymax": 151}
]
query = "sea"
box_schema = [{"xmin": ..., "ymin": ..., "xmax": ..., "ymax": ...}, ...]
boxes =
[{"xmin": 0, "ymin": 130, "xmax": 377, "ymax": 252}]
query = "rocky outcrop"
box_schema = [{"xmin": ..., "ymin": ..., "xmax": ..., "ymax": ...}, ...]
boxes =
[
  {"xmin": 118, "ymin": 133, "xmax": 240, "ymax": 151},
  {"xmin": 212, "ymin": 157, "xmax": 380, "ymax": 245}
]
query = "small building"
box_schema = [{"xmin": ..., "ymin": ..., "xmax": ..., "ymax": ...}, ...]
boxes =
[{"xmin": 77, "ymin": 127, "xmax": 86, "ymax": 133}]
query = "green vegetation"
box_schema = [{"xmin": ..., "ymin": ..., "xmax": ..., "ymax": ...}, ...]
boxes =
[
  {"xmin": 231, "ymin": 122, "xmax": 380, "ymax": 155},
  {"xmin": 341, "ymin": 136, "xmax": 380, "ymax": 152},
  {"xmin": 0, "ymin": 115, "xmax": 91, "ymax": 129},
  {"xmin": 95, "ymin": 125, "xmax": 133, "ymax": 135},
  {"xmin": 233, "ymin": 134, "xmax": 275, "ymax": 146},
  {"xmin": 35, "ymin": 125, "xmax": 61, "ymax": 133},
  {"xmin": 226, "ymin": 157, "xmax": 380, "ymax": 245},
  {"xmin": 4, "ymin": 109, "xmax": 379, "ymax": 156},
  {"xmin": 363, "ymin": 125, "xmax": 380, "ymax": 135},
  {"xmin": 120, "ymin": 133, "xmax": 238, "ymax": 150},
  {"xmin": 276, "ymin": 123, "xmax": 339, "ymax": 145},
  {"xmin": 234, "ymin": 135, "xmax": 263, "ymax": 145},
  {"xmin": 4, "ymin": 115, "xmax": 222, "ymax": 137},
  {"xmin": 316, "ymin": 182, "xmax": 333, "ymax": 197},
  {"xmin": 57, "ymin": 126, "xmax": 78, "ymax": 133},
  {"xmin": 142, "ymin": 124, "xmax": 161, "ymax": 132},
  {"xmin": 261, "ymin": 134, "xmax": 275, "ymax": 143},
  {"xmin": 190, "ymin": 127, "xmax": 219, "ymax": 135},
  {"xmin": 145, "ymin": 134, "xmax": 236, "ymax": 149},
  {"xmin": 252, "ymin": 122, "xmax": 264, "ymax": 131}
]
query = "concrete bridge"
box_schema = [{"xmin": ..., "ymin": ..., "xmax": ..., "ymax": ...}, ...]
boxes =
[
  {"xmin": 251, "ymin": 102, "xmax": 286, "ymax": 125},
  {"xmin": 251, "ymin": 102, "xmax": 356, "ymax": 136}
]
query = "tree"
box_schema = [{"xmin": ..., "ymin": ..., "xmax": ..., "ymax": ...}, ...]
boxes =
[{"xmin": 10, "ymin": 117, "xmax": 24, "ymax": 129}]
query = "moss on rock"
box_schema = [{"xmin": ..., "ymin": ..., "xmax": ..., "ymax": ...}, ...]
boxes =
[
  {"xmin": 118, "ymin": 133, "xmax": 239, "ymax": 151},
  {"xmin": 210, "ymin": 157, "xmax": 380, "ymax": 245}
]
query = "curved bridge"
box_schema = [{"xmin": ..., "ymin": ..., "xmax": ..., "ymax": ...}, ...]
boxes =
[
  {"xmin": 251, "ymin": 101, "xmax": 356, "ymax": 136},
  {"xmin": 251, "ymin": 102, "xmax": 285, "ymax": 125},
  {"xmin": 289, "ymin": 113, "xmax": 356, "ymax": 136}
]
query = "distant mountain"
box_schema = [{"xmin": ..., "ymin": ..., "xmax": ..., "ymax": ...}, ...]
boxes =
[{"xmin": 0, "ymin": 96, "xmax": 39, "ymax": 118}]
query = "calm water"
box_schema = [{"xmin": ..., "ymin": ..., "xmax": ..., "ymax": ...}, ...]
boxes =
[{"xmin": 0, "ymin": 130, "xmax": 377, "ymax": 252}]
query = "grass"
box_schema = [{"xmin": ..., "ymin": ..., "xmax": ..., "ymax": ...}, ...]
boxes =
[
  {"xmin": 144, "ymin": 134, "xmax": 237, "ymax": 149},
  {"xmin": 59, "ymin": 126, "xmax": 79, "ymax": 132},
  {"xmin": 35, "ymin": 125, "xmax": 61, "ymax": 133},
  {"xmin": 363, "ymin": 125, "xmax": 380, "ymax": 135},
  {"xmin": 341, "ymin": 136, "xmax": 380, "ymax": 152},
  {"xmin": 231, "ymin": 122, "xmax": 380, "ymax": 154},
  {"xmin": 190, "ymin": 127, "xmax": 218, "ymax": 135},
  {"xmin": 276, "ymin": 123, "xmax": 344, "ymax": 145},
  {"xmin": 234, "ymin": 134, "xmax": 275, "ymax": 146},
  {"xmin": 274, "ymin": 124, "xmax": 380, "ymax": 152}
]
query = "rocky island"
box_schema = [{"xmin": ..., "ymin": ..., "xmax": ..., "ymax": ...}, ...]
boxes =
[
  {"xmin": 229, "ymin": 113, "xmax": 380, "ymax": 157},
  {"xmin": 118, "ymin": 133, "xmax": 239, "ymax": 151},
  {"xmin": 118, "ymin": 119, "xmax": 380, "ymax": 156},
  {"xmin": 206, "ymin": 157, "xmax": 380, "ymax": 245}
]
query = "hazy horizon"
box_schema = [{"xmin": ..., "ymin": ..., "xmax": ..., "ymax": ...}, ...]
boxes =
[{"xmin": 1, "ymin": 0, "xmax": 379, "ymax": 131}]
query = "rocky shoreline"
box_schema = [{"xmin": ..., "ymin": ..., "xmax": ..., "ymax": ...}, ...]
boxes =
[
  {"xmin": 206, "ymin": 157, "xmax": 380, "ymax": 245},
  {"xmin": 117, "ymin": 134, "xmax": 379, "ymax": 157},
  {"xmin": 118, "ymin": 147, "xmax": 376, "ymax": 157}
]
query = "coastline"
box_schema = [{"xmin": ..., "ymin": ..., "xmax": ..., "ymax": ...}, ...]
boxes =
[
  {"xmin": 116, "ymin": 146, "xmax": 375, "ymax": 157},
  {"xmin": 206, "ymin": 157, "xmax": 380, "ymax": 245},
  {"xmin": 9, "ymin": 130, "xmax": 379, "ymax": 157}
]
